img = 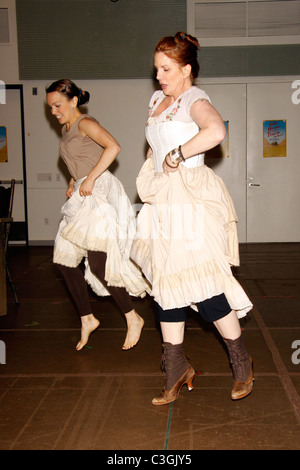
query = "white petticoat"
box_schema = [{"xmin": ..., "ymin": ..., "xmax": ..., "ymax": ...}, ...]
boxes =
[
  {"xmin": 53, "ymin": 171, "xmax": 150, "ymax": 298},
  {"xmin": 131, "ymin": 158, "xmax": 252, "ymax": 318}
]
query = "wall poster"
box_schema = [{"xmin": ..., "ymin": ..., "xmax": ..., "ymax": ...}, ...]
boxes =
[
  {"xmin": 221, "ymin": 121, "xmax": 229, "ymax": 158},
  {"xmin": 0, "ymin": 126, "xmax": 8, "ymax": 162},
  {"xmin": 263, "ymin": 120, "xmax": 286, "ymax": 158},
  {"xmin": 206, "ymin": 120, "xmax": 229, "ymax": 158}
]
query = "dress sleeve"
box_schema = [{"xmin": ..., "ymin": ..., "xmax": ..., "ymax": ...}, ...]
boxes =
[
  {"xmin": 185, "ymin": 87, "xmax": 212, "ymax": 115},
  {"xmin": 148, "ymin": 90, "xmax": 162, "ymax": 108}
]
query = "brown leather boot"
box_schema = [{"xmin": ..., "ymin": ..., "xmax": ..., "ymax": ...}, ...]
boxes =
[
  {"xmin": 223, "ymin": 336, "xmax": 254, "ymax": 400},
  {"xmin": 152, "ymin": 342, "xmax": 195, "ymax": 406}
]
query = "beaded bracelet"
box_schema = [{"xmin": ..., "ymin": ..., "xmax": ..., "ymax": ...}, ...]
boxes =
[{"xmin": 178, "ymin": 145, "xmax": 185, "ymax": 162}]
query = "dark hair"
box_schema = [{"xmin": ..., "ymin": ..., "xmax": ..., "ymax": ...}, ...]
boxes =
[
  {"xmin": 46, "ymin": 79, "xmax": 90, "ymax": 106},
  {"xmin": 155, "ymin": 32, "xmax": 199, "ymax": 79}
]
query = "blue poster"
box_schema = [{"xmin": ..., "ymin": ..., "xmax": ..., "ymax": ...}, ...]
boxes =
[
  {"xmin": 0, "ymin": 126, "xmax": 8, "ymax": 162},
  {"xmin": 263, "ymin": 120, "xmax": 286, "ymax": 158}
]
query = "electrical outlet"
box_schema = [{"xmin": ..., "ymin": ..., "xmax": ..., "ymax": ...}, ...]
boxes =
[{"xmin": 37, "ymin": 173, "xmax": 52, "ymax": 182}]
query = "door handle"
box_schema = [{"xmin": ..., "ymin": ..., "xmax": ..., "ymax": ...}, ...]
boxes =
[{"xmin": 248, "ymin": 183, "xmax": 260, "ymax": 187}]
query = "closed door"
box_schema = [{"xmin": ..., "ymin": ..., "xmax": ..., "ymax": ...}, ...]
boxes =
[
  {"xmin": 203, "ymin": 81, "xmax": 300, "ymax": 243},
  {"xmin": 247, "ymin": 82, "xmax": 300, "ymax": 242}
]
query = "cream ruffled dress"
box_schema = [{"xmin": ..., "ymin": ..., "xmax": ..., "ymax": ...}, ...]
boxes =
[
  {"xmin": 131, "ymin": 87, "xmax": 252, "ymax": 318},
  {"xmin": 53, "ymin": 115, "xmax": 149, "ymax": 299}
]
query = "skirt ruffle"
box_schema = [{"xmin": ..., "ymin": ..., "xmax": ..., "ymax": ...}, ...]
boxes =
[
  {"xmin": 53, "ymin": 171, "xmax": 150, "ymax": 298},
  {"xmin": 131, "ymin": 158, "xmax": 252, "ymax": 318}
]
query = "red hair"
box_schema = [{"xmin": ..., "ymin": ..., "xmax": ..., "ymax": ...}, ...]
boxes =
[{"xmin": 155, "ymin": 32, "xmax": 200, "ymax": 79}]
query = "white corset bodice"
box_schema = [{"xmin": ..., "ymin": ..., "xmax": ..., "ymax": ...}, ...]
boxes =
[
  {"xmin": 146, "ymin": 120, "xmax": 205, "ymax": 173},
  {"xmin": 145, "ymin": 86, "xmax": 210, "ymax": 173}
]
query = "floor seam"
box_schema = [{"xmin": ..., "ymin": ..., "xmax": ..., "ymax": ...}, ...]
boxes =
[{"xmin": 252, "ymin": 307, "xmax": 300, "ymax": 424}]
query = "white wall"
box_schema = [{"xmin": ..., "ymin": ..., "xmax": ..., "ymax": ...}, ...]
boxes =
[
  {"xmin": 1, "ymin": 1, "xmax": 299, "ymax": 243},
  {"xmin": 0, "ymin": 0, "xmax": 156, "ymax": 242},
  {"xmin": 0, "ymin": 0, "xmax": 19, "ymax": 82},
  {"xmin": 23, "ymin": 79, "xmax": 155, "ymax": 242}
]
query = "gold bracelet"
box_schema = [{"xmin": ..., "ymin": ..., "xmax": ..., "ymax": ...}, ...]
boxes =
[{"xmin": 166, "ymin": 147, "xmax": 185, "ymax": 165}]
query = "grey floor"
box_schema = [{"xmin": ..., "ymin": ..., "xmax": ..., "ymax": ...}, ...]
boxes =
[{"xmin": 0, "ymin": 243, "xmax": 300, "ymax": 450}]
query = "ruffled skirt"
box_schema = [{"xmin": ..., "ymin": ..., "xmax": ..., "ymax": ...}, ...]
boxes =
[
  {"xmin": 131, "ymin": 158, "xmax": 252, "ymax": 318},
  {"xmin": 53, "ymin": 171, "xmax": 150, "ymax": 298}
]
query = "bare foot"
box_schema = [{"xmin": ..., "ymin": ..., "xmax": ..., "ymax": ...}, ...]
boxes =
[
  {"xmin": 76, "ymin": 314, "xmax": 100, "ymax": 351},
  {"xmin": 122, "ymin": 311, "xmax": 144, "ymax": 350}
]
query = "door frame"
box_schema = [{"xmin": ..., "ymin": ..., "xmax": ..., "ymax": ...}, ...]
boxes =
[{"xmin": 0, "ymin": 84, "xmax": 28, "ymax": 245}]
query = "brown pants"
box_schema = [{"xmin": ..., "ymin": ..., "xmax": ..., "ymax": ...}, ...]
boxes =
[{"xmin": 58, "ymin": 251, "xmax": 133, "ymax": 317}]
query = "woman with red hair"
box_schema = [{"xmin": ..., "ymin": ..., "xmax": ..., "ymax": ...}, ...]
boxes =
[{"xmin": 132, "ymin": 33, "xmax": 254, "ymax": 405}]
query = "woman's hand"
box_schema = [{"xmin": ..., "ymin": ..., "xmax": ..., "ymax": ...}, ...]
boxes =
[
  {"xmin": 79, "ymin": 177, "xmax": 94, "ymax": 197},
  {"xmin": 146, "ymin": 147, "xmax": 153, "ymax": 159},
  {"xmin": 162, "ymin": 153, "xmax": 179, "ymax": 176},
  {"xmin": 66, "ymin": 178, "xmax": 74, "ymax": 198}
]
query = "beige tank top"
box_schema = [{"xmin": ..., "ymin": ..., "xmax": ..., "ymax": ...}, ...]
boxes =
[{"xmin": 59, "ymin": 114, "xmax": 103, "ymax": 181}]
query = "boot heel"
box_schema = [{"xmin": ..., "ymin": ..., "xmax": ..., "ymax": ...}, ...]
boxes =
[
  {"xmin": 152, "ymin": 365, "xmax": 195, "ymax": 406},
  {"xmin": 185, "ymin": 369, "xmax": 195, "ymax": 391},
  {"xmin": 187, "ymin": 382, "xmax": 194, "ymax": 391}
]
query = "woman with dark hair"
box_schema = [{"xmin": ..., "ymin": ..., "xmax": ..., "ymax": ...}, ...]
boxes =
[
  {"xmin": 46, "ymin": 79, "xmax": 148, "ymax": 351},
  {"xmin": 131, "ymin": 33, "xmax": 254, "ymax": 405}
]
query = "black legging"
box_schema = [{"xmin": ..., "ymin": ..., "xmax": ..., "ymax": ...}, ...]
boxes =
[
  {"xmin": 156, "ymin": 293, "xmax": 232, "ymax": 323},
  {"xmin": 58, "ymin": 251, "xmax": 134, "ymax": 317}
]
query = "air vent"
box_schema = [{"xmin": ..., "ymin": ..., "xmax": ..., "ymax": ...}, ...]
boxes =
[
  {"xmin": 195, "ymin": 2, "xmax": 246, "ymax": 38},
  {"xmin": 189, "ymin": 0, "xmax": 300, "ymax": 45},
  {"xmin": 0, "ymin": 8, "xmax": 9, "ymax": 43},
  {"xmin": 249, "ymin": 1, "xmax": 300, "ymax": 36}
]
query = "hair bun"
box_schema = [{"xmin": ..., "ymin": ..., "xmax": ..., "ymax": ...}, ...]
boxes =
[
  {"xmin": 176, "ymin": 31, "xmax": 199, "ymax": 49},
  {"xmin": 46, "ymin": 79, "xmax": 90, "ymax": 107},
  {"xmin": 78, "ymin": 90, "xmax": 90, "ymax": 106}
]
